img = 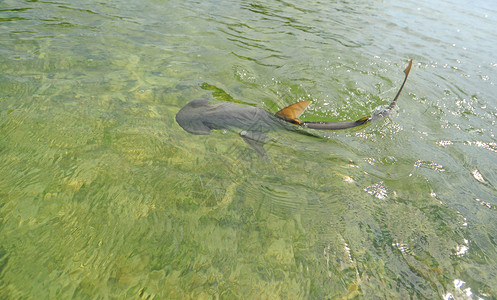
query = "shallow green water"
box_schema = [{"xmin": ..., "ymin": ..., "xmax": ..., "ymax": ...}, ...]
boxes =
[{"xmin": 1, "ymin": 0, "xmax": 496, "ymax": 298}]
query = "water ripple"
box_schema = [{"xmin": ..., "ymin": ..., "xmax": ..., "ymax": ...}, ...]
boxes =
[{"xmin": 2, "ymin": 0, "xmax": 497, "ymax": 298}]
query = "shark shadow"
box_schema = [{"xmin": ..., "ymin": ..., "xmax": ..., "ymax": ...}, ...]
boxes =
[{"xmin": 176, "ymin": 59, "xmax": 413, "ymax": 158}]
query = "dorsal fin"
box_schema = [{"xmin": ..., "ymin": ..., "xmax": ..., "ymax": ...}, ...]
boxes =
[{"xmin": 275, "ymin": 101, "xmax": 311, "ymax": 124}]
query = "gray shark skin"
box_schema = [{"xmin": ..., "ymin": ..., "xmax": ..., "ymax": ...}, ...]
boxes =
[
  {"xmin": 175, "ymin": 98, "xmax": 294, "ymax": 136},
  {"xmin": 175, "ymin": 98, "xmax": 313, "ymax": 157},
  {"xmin": 176, "ymin": 60, "xmax": 412, "ymax": 158}
]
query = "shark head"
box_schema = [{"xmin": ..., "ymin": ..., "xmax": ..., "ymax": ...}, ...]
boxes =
[{"xmin": 175, "ymin": 98, "xmax": 212, "ymax": 135}]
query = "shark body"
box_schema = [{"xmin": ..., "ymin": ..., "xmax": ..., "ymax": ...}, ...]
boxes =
[
  {"xmin": 176, "ymin": 60, "xmax": 412, "ymax": 157},
  {"xmin": 175, "ymin": 97, "xmax": 317, "ymax": 157}
]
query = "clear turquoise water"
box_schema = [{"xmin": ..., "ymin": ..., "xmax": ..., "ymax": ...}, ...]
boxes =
[{"xmin": 1, "ymin": 0, "xmax": 496, "ymax": 298}]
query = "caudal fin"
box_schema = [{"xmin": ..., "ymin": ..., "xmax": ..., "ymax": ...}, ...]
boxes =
[
  {"xmin": 370, "ymin": 59, "xmax": 413, "ymax": 121},
  {"xmin": 389, "ymin": 59, "xmax": 413, "ymax": 110},
  {"xmin": 301, "ymin": 59, "xmax": 413, "ymax": 129},
  {"xmin": 276, "ymin": 59, "xmax": 413, "ymax": 129}
]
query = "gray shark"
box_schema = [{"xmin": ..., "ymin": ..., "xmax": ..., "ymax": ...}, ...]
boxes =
[{"xmin": 176, "ymin": 59, "xmax": 412, "ymax": 157}]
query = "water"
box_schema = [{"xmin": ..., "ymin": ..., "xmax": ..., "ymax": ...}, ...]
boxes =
[{"xmin": 1, "ymin": 0, "xmax": 496, "ymax": 298}]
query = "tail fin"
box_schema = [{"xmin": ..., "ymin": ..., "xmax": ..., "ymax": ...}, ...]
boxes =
[
  {"xmin": 389, "ymin": 59, "xmax": 413, "ymax": 110},
  {"xmin": 370, "ymin": 59, "xmax": 413, "ymax": 121},
  {"xmin": 301, "ymin": 59, "xmax": 413, "ymax": 130},
  {"xmin": 276, "ymin": 60, "xmax": 413, "ymax": 130}
]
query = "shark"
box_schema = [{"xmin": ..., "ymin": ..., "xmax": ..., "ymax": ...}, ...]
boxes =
[{"xmin": 176, "ymin": 59, "xmax": 413, "ymax": 158}]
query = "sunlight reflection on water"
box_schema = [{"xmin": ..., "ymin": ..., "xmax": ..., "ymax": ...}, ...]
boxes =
[{"xmin": 1, "ymin": 0, "xmax": 497, "ymax": 298}]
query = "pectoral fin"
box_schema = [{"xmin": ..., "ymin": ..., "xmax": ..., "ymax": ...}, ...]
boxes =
[
  {"xmin": 275, "ymin": 101, "xmax": 311, "ymax": 124},
  {"xmin": 239, "ymin": 131, "xmax": 268, "ymax": 159}
]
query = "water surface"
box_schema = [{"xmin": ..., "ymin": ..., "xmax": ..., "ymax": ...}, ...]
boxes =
[{"xmin": 1, "ymin": 0, "xmax": 496, "ymax": 298}]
